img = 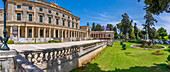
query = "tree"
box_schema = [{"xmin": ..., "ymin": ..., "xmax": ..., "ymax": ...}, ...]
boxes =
[
  {"xmin": 157, "ymin": 27, "xmax": 168, "ymax": 38},
  {"xmin": 92, "ymin": 22, "xmax": 96, "ymax": 31},
  {"xmin": 134, "ymin": 23, "xmax": 138, "ymax": 39},
  {"xmin": 120, "ymin": 13, "xmax": 133, "ymax": 41},
  {"xmin": 87, "ymin": 22, "xmax": 89, "ymax": 26},
  {"xmin": 143, "ymin": 11, "xmax": 157, "ymax": 40},
  {"xmin": 138, "ymin": 30, "xmax": 146, "ymax": 39},
  {"xmin": 130, "ymin": 29, "xmax": 136, "ymax": 39},
  {"xmin": 138, "ymin": 0, "xmax": 170, "ymax": 15},
  {"xmin": 113, "ymin": 26, "xmax": 118, "ymax": 39},
  {"xmin": 168, "ymin": 34, "xmax": 170, "ymax": 39},
  {"xmin": 107, "ymin": 24, "xmax": 114, "ymax": 31},
  {"xmin": 95, "ymin": 24, "xmax": 102, "ymax": 31}
]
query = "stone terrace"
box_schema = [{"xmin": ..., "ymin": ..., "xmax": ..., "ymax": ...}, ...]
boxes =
[{"xmin": 9, "ymin": 40, "xmax": 102, "ymax": 52}]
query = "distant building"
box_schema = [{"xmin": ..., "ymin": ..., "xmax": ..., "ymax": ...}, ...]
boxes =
[{"xmin": 91, "ymin": 31, "xmax": 114, "ymax": 39}]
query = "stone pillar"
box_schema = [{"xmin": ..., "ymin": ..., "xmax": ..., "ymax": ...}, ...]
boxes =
[
  {"xmin": 25, "ymin": 26, "xmax": 27, "ymax": 38},
  {"xmin": 10, "ymin": 26, "xmax": 13, "ymax": 38},
  {"xmin": 0, "ymin": 50, "xmax": 17, "ymax": 72},
  {"xmin": 58, "ymin": 29, "xmax": 60, "ymax": 38},
  {"xmin": 49, "ymin": 28, "xmax": 51, "ymax": 39},
  {"xmin": 38, "ymin": 28, "xmax": 40, "ymax": 38},
  {"xmin": 70, "ymin": 31, "xmax": 72, "ymax": 41},
  {"xmin": 65, "ymin": 30, "xmax": 67, "ymax": 38},
  {"xmin": 61, "ymin": 29, "xmax": 63, "ymax": 42},
  {"xmin": 32, "ymin": 27, "xmax": 34, "ymax": 38},
  {"xmin": 44, "ymin": 28, "xmax": 46, "ymax": 38},
  {"xmin": 18, "ymin": 26, "xmax": 20, "ymax": 38},
  {"xmin": 54, "ymin": 29, "xmax": 56, "ymax": 38}
]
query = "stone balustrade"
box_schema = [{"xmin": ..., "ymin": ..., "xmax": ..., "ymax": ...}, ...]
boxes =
[{"xmin": 10, "ymin": 40, "xmax": 108, "ymax": 72}]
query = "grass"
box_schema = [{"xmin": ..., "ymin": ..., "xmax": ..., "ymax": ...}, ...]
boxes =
[
  {"xmin": 14, "ymin": 42, "xmax": 51, "ymax": 44},
  {"xmin": 71, "ymin": 42, "xmax": 170, "ymax": 72}
]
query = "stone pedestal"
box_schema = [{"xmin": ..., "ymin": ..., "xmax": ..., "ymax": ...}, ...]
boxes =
[{"xmin": 0, "ymin": 49, "xmax": 17, "ymax": 72}]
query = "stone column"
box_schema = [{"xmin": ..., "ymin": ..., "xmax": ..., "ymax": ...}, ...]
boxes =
[
  {"xmin": 0, "ymin": 50, "xmax": 17, "ymax": 72},
  {"xmin": 44, "ymin": 28, "xmax": 46, "ymax": 38},
  {"xmin": 54, "ymin": 29, "xmax": 56, "ymax": 38},
  {"xmin": 49, "ymin": 28, "xmax": 51, "ymax": 39},
  {"xmin": 25, "ymin": 26, "xmax": 27, "ymax": 38},
  {"xmin": 58, "ymin": 29, "xmax": 60, "ymax": 38},
  {"xmin": 61, "ymin": 29, "xmax": 63, "ymax": 42},
  {"xmin": 18, "ymin": 26, "xmax": 20, "ymax": 38},
  {"xmin": 32, "ymin": 27, "xmax": 34, "ymax": 38},
  {"xmin": 65, "ymin": 30, "xmax": 67, "ymax": 38},
  {"xmin": 10, "ymin": 26, "xmax": 13, "ymax": 38},
  {"xmin": 70, "ymin": 30, "xmax": 72, "ymax": 41},
  {"xmin": 38, "ymin": 28, "xmax": 40, "ymax": 38}
]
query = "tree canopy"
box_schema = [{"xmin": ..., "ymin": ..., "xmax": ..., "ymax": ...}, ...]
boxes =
[
  {"xmin": 107, "ymin": 24, "xmax": 114, "ymax": 31},
  {"xmin": 157, "ymin": 27, "xmax": 168, "ymax": 38},
  {"xmin": 120, "ymin": 13, "xmax": 133, "ymax": 41},
  {"xmin": 87, "ymin": 22, "xmax": 89, "ymax": 26},
  {"xmin": 92, "ymin": 22, "xmax": 96, "ymax": 31},
  {"xmin": 95, "ymin": 24, "xmax": 103, "ymax": 31},
  {"xmin": 138, "ymin": 0, "xmax": 170, "ymax": 15}
]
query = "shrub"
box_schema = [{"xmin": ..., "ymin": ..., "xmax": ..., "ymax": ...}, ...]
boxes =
[
  {"xmin": 125, "ymin": 52, "xmax": 131, "ymax": 54},
  {"xmin": 7, "ymin": 40, "xmax": 14, "ymax": 44},
  {"xmin": 54, "ymin": 40, "xmax": 60, "ymax": 43},
  {"xmin": 122, "ymin": 39, "xmax": 125, "ymax": 42},
  {"xmin": 136, "ymin": 39, "xmax": 142, "ymax": 43},
  {"xmin": 128, "ymin": 40, "xmax": 136, "ymax": 43},
  {"xmin": 122, "ymin": 44, "xmax": 126, "ymax": 50},
  {"xmin": 164, "ymin": 36, "xmax": 169, "ymax": 41},
  {"xmin": 167, "ymin": 55, "xmax": 170, "ymax": 67},
  {"xmin": 169, "ymin": 46, "xmax": 170, "ymax": 48},
  {"xmin": 120, "ymin": 41, "xmax": 123, "ymax": 45},
  {"xmin": 158, "ymin": 36, "xmax": 162, "ymax": 40},
  {"xmin": 48, "ymin": 40, "xmax": 52, "ymax": 43}
]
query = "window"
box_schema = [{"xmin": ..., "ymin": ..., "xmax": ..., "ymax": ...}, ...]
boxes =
[
  {"xmin": 72, "ymin": 22, "xmax": 74, "ymax": 28},
  {"xmin": 49, "ymin": 10, "xmax": 51, "ymax": 13},
  {"xmin": 72, "ymin": 18, "xmax": 74, "ymax": 20},
  {"xmin": 56, "ymin": 12, "xmax": 58, "ymax": 15},
  {"xmin": 63, "ymin": 20, "xmax": 65, "ymax": 26},
  {"xmin": 76, "ymin": 24, "xmax": 78, "ymax": 28},
  {"xmin": 40, "ymin": 8, "xmax": 43, "ymax": 11},
  {"xmin": 68, "ymin": 16, "xmax": 70, "ymax": 19},
  {"xmin": 108, "ymin": 34, "xmax": 111, "ymax": 37},
  {"xmin": 49, "ymin": 17, "xmax": 51, "ymax": 24},
  {"xmin": 40, "ymin": 15, "xmax": 43, "ymax": 23},
  {"xmin": 68, "ymin": 22, "xmax": 70, "ymax": 27},
  {"xmin": 29, "ymin": 14, "xmax": 32, "ymax": 21},
  {"xmin": 17, "ymin": 5, "xmax": 21, "ymax": 8},
  {"xmin": 63, "ymin": 14, "xmax": 65, "ymax": 17},
  {"xmin": 17, "ymin": 13, "xmax": 21, "ymax": 21},
  {"xmin": 56, "ymin": 19, "xmax": 59, "ymax": 25},
  {"xmin": 29, "ymin": 6, "xmax": 32, "ymax": 10}
]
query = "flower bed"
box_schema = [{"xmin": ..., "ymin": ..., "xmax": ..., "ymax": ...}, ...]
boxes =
[
  {"xmin": 131, "ymin": 44, "xmax": 166, "ymax": 50},
  {"xmin": 152, "ymin": 51, "xmax": 164, "ymax": 55}
]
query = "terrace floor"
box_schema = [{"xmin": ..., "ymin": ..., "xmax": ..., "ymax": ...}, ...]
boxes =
[{"xmin": 9, "ymin": 40, "xmax": 101, "ymax": 52}]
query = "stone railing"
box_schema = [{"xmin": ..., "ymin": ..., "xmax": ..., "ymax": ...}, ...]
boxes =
[{"xmin": 16, "ymin": 41, "xmax": 107, "ymax": 72}]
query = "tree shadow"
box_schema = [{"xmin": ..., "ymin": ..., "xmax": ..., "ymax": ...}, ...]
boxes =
[{"xmin": 72, "ymin": 63, "xmax": 170, "ymax": 72}]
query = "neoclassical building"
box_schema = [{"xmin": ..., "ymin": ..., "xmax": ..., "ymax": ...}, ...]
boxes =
[
  {"xmin": 0, "ymin": 0, "xmax": 89, "ymax": 43},
  {"xmin": 91, "ymin": 31, "xmax": 114, "ymax": 39}
]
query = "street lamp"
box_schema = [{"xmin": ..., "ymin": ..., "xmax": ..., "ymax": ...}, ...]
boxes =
[{"xmin": 0, "ymin": 0, "xmax": 10, "ymax": 50}]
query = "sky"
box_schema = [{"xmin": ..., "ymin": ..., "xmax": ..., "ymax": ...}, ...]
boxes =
[{"xmin": 0, "ymin": 0, "xmax": 170, "ymax": 33}]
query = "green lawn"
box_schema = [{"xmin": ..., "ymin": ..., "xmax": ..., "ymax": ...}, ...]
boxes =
[{"xmin": 71, "ymin": 42, "xmax": 170, "ymax": 72}]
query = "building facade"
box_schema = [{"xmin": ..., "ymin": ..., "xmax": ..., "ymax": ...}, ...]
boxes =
[
  {"xmin": 91, "ymin": 31, "xmax": 114, "ymax": 39},
  {"xmin": 0, "ymin": 0, "xmax": 88, "ymax": 43}
]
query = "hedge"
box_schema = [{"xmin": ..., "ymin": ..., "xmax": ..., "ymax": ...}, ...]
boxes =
[{"xmin": 7, "ymin": 40, "xmax": 14, "ymax": 44}]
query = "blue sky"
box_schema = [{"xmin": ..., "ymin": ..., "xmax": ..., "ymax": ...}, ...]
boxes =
[{"xmin": 0, "ymin": 0, "xmax": 170, "ymax": 33}]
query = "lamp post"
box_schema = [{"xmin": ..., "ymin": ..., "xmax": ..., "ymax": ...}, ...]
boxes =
[{"xmin": 0, "ymin": 0, "xmax": 10, "ymax": 50}]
